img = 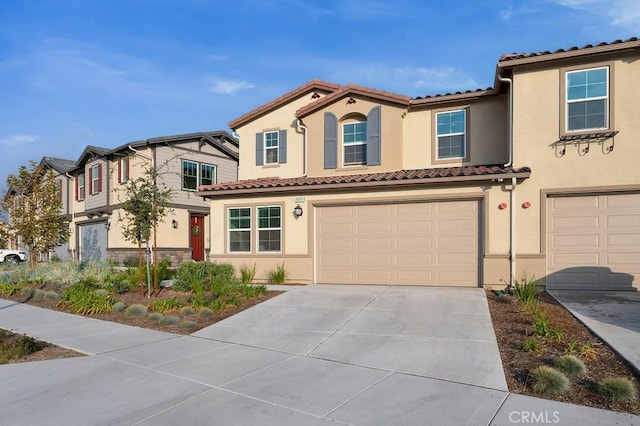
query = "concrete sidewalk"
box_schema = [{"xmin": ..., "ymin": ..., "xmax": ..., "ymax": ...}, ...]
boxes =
[{"xmin": 1, "ymin": 286, "xmax": 639, "ymax": 425}]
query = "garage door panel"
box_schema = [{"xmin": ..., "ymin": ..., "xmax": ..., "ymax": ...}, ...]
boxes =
[
  {"xmin": 547, "ymin": 193, "xmax": 640, "ymax": 290},
  {"xmin": 317, "ymin": 200, "xmax": 479, "ymax": 286},
  {"xmin": 320, "ymin": 238, "xmax": 353, "ymax": 250}
]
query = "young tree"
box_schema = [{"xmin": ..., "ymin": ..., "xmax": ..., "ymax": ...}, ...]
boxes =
[
  {"xmin": 118, "ymin": 164, "xmax": 172, "ymax": 296},
  {"xmin": 1, "ymin": 162, "xmax": 70, "ymax": 267}
]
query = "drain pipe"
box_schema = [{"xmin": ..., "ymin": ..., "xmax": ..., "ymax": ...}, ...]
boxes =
[
  {"xmin": 498, "ymin": 74, "xmax": 516, "ymax": 287},
  {"xmin": 296, "ymin": 119, "xmax": 308, "ymax": 177},
  {"xmin": 65, "ymin": 172, "xmax": 75, "ymax": 261}
]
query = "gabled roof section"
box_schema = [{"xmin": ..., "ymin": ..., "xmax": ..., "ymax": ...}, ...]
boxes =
[
  {"xmin": 410, "ymin": 87, "xmax": 498, "ymax": 107},
  {"xmin": 74, "ymin": 145, "xmax": 110, "ymax": 169},
  {"xmin": 498, "ymin": 37, "xmax": 640, "ymax": 69},
  {"xmin": 228, "ymin": 79, "xmax": 342, "ymax": 129},
  {"xmin": 198, "ymin": 165, "xmax": 530, "ymax": 197},
  {"xmin": 39, "ymin": 157, "xmax": 76, "ymax": 174},
  {"xmin": 296, "ymin": 84, "xmax": 411, "ymax": 118}
]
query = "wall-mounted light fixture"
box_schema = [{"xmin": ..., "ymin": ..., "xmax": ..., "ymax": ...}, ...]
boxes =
[
  {"xmin": 172, "ymin": 219, "xmax": 178, "ymax": 229},
  {"xmin": 293, "ymin": 205, "xmax": 303, "ymax": 218}
]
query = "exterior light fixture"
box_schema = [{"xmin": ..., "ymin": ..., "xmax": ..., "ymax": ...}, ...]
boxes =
[
  {"xmin": 293, "ymin": 205, "xmax": 303, "ymax": 218},
  {"xmin": 172, "ymin": 219, "xmax": 178, "ymax": 229}
]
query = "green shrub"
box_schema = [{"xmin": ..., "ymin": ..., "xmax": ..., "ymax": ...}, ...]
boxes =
[
  {"xmin": 59, "ymin": 283, "xmax": 116, "ymax": 315},
  {"xmin": 0, "ymin": 283, "xmax": 23, "ymax": 297},
  {"xmin": 239, "ymin": 284, "xmax": 267, "ymax": 298},
  {"xmin": 520, "ymin": 337, "xmax": 543, "ymax": 352},
  {"xmin": 179, "ymin": 320, "xmax": 197, "ymax": 329},
  {"xmin": 267, "ymin": 262, "xmax": 287, "ymax": 285},
  {"xmin": 512, "ymin": 273, "xmax": 539, "ymax": 305},
  {"xmin": 124, "ymin": 304, "xmax": 148, "ymax": 318},
  {"xmin": 598, "ymin": 377, "xmax": 637, "ymax": 401},
  {"xmin": 33, "ymin": 289, "xmax": 46, "ymax": 300},
  {"xmin": 107, "ymin": 280, "xmax": 130, "ymax": 295},
  {"xmin": 179, "ymin": 306, "xmax": 196, "ymax": 316},
  {"xmin": 95, "ymin": 289, "xmax": 109, "ymax": 296},
  {"xmin": 0, "ymin": 334, "xmax": 46, "ymax": 364},
  {"xmin": 147, "ymin": 312, "xmax": 163, "ymax": 322},
  {"xmin": 530, "ymin": 366, "xmax": 569, "ymax": 394},
  {"xmin": 44, "ymin": 291, "xmax": 60, "ymax": 302},
  {"xmin": 240, "ymin": 263, "xmax": 257, "ymax": 284},
  {"xmin": 554, "ymin": 355, "xmax": 586, "ymax": 377},
  {"xmin": 564, "ymin": 340, "xmax": 579, "ymax": 355},
  {"xmin": 159, "ymin": 315, "xmax": 180, "ymax": 326},
  {"xmin": 19, "ymin": 286, "xmax": 34, "ymax": 298},
  {"xmin": 173, "ymin": 261, "xmax": 206, "ymax": 293},
  {"xmin": 112, "ymin": 301, "xmax": 126, "ymax": 313},
  {"xmin": 147, "ymin": 298, "xmax": 184, "ymax": 313},
  {"xmin": 198, "ymin": 307, "xmax": 214, "ymax": 319}
]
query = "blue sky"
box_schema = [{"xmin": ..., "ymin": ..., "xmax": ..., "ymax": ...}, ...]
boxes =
[{"xmin": 1, "ymin": 0, "xmax": 638, "ymax": 188}]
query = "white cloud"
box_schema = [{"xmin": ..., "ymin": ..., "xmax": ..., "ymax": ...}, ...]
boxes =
[
  {"xmin": 500, "ymin": 4, "xmax": 539, "ymax": 22},
  {"xmin": 209, "ymin": 78, "xmax": 255, "ymax": 95},
  {"xmin": 552, "ymin": 0, "xmax": 640, "ymax": 30},
  {"xmin": 0, "ymin": 134, "xmax": 39, "ymax": 147}
]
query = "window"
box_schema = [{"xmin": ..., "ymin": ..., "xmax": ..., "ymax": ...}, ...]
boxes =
[
  {"xmin": 119, "ymin": 157, "xmax": 129, "ymax": 183},
  {"xmin": 77, "ymin": 173, "xmax": 85, "ymax": 200},
  {"xmin": 182, "ymin": 160, "xmax": 216, "ymax": 190},
  {"xmin": 566, "ymin": 67, "xmax": 608, "ymax": 132},
  {"xmin": 343, "ymin": 121, "xmax": 367, "ymax": 165},
  {"xmin": 228, "ymin": 208, "xmax": 251, "ymax": 252},
  {"xmin": 264, "ymin": 131, "xmax": 279, "ymax": 164},
  {"xmin": 90, "ymin": 165, "xmax": 101, "ymax": 195},
  {"xmin": 436, "ymin": 109, "xmax": 466, "ymax": 160},
  {"xmin": 257, "ymin": 206, "xmax": 281, "ymax": 252},
  {"xmin": 56, "ymin": 180, "xmax": 62, "ymax": 203}
]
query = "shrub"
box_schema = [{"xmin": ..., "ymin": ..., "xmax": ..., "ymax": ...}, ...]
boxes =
[
  {"xmin": 95, "ymin": 289, "xmax": 109, "ymax": 296},
  {"xmin": 147, "ymin": 312, "xmax": 163, "ymax": 322},
  {"xmin": 580, "ymin": 343, "xmax": 599, "ymax": 360},
  {"xmin": 107, "ymin": 280, "xmax": 130, "ymax": 295},
  {"xmin": 598, "ymin": 377, "xmax": 637, "ymax": 401},
  {"xmin": 59, "ymin": 283, "xmax": 116, "ymax": 315},
  {"xmin": 19, "ymin": 286, "xmax": 34, "ymax": 298},
  {"xmin": 240, "ymin": 263, "xmax": 257, "ymax": 284},
  {"xmin": 179, "ymin": 320, "xmax": 197, "ymax": 329},
  {"xmin": 512, "ymin": 273, "xmax": 539, "ymax": 305},
  {"xmin": 112, "ymin": 301, "xmax": 126, "ymax": 313},
  {"xmin": 124, "ymin": 304, "xmax": 148, "ymax": 318},
  {"xmin": 147, "ymin": 298, "xmax": 184, "ymax": 313},
  {"xmin": 44, "ymin": 291, "xmax": 60, "ymax": 302},
  {"xmin": 530, "ymin": 366, "xmax": 569, "ymax": 394},
  {"xmin": 159, "ymin": 315, "xmax": 180, "ymax": 326},
  {"xmin": 0, "ymin": 335, "xmax": 46, "ymax": 364},
  {"xmin": 179, "ymin": 306, "xmax": 196, "ymax": 316},
  {"xmin": 156, "ymin": 258, "xmax": 172, "ymax": 282},
  {"xmin": 520, "ymin": 337, "xmax": 543, "ymax": 352},
  {"xmin": 267, "ymin": 262, "xmax": 287, "ymax": 285},
  {"xmin": 33, "ymin": 289, "xmax": 46, "ymax": 300},
  {"xmin": 173, "ymin": 261, "xmax": 206, "ymax": 293},
  {"xmin": 554, "ymin": 355, "xmax": 586, "ymax": 378},
  {"xmin": 198, "ymin": 307, "xmax": 214, "ymax": 319},
  {"xmin": 0, "ymin": 283, "xmax": 23, "ymax": 297}
]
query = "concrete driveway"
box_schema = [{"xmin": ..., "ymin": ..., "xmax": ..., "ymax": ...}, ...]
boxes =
[{"xmin": 1, "ymin": 285, "xmax": 639, "ymax": 425}]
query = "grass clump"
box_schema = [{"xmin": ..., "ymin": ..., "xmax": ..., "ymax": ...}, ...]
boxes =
[
  {"xmin": 124, "ymin": 304, "xmax": 147, "ymax": 318},
  {"xmin": 112, "ymin": 301, "xmax": 126, "ymax": 313},
  {"xmin": 179, "ymin": 306, "xmax": 196, "ymax": 316},
  {"xmin": 267, "ymin": 262, "xmax": 287, "ymax": 284},
  {"xmin": 59, "ymin": 283, "xmax": 116, "ymax": 315},
  {"xmin": 598, "ymin": 377, "xmax": 637, "ymax": 401},
  {"xmin": 198, "ymin": 307, "xmax": 214, "ymax": 319},
  {"xmin": 33, "ymin": 288, "xmax": 46, "ymax": 300},
  {"xmin": 240, "ymin": 263, "xmax": 257, "ymax": 284},
  {"xmin": 44, "ymin": 291, "xmax": 60, "ymax": 302},
  {"xmin": 179, "ymin": 320, "xmax": 197, "ymax": 329},
  {"xmin": 530, "ymin": 366, "xmax": 569, "ymax": 394},
  {"xmin": 147, "ymin": 297, "xmax": 184, "ymax": 313},
  {"xmin": 19, "ymin": 286, "xmax": 34, "ymax": 298},
  {"xmin": 554, "ymin": 355, "xmax": 586, "ymax": 378},
  {"xmin": 520, "ymin": 337, "xmax": 543, "ymax": 352},
  {"xmin": 159, "ymin": 315, "xmax": 180, "ymax": 326},
  {"xmin": 0, "ymin": 283, "xmax": 23, "ymax": 297},
  {"xmin": 147, "ymin": 312, "xmax": 163, "ymax": 322},
  {"xmin": 0, "ymin": 332, "xmax": 46, "ymax": 364},
  {"xmin": 511, "ymin": 273, "xmax": 539, "ymax": 305}
]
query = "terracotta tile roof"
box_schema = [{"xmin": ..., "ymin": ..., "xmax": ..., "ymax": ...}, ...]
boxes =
[
  {"xmin": 295, "ymin": 83, "xmax": 412, "ymax": 118},
  {"xmin": 498, "ymin": 37, "xmax": 639, "ymax": 66},
  {"xmin": 411, "ymin": 87, "xmax": 497, "ymax": 105},
  {"xmin": 198, "ymin": 165, "xmax": 531, "ymax": 197},
  {"xmin": 228, "ymin": 79, "xmax": 341, "ymax": 129}
]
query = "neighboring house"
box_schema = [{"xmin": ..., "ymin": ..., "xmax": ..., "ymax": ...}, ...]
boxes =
[
  {"xmin": 199, "ymin": 37, "xmax": 640, "ymax": 291},
  {"xmin": 44, "ymin": 131, "xmax": 238, "ymax": 264}
]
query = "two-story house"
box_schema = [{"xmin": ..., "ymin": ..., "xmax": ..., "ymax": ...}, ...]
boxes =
[
  {"xmin": 199, "ymin": 37, "xmax": 640, "ymax": 291},
  {"xmin": 50, "ymin": 131, "xmax": 238, "ymax": 264}
]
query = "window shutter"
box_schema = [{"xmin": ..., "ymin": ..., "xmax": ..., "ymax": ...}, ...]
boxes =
[
  {"xmin": 98, "ymin": 164, "xmax": 103, "ymax": 193},
  {"xmin": 126, "ymin": 157, "xmax": 130, "ymax": 181},
  {"xmin": 88, "ymin": 168, "xmax": 93, "ymax": 195},
  {"xmin": 279, "ymin": 129, "xmax": 287, "ymax": 164},
  {"xmin": 117, "ymin": 159, "xmax": 122, "ymax": 183},
  {"xmin": 324, "ymin": 112, "xmax": 338, "ymax": 169},
  {"xmin": 255, "ymin": 133, "xmax": 264, "ymax": 166},
  {"xmin": 367, "ymin": 106, "xmax": 381, "ymax": 166},
  {"xmin": 75, "ymin": 176, "xmax": 78, "ymax": 201}
]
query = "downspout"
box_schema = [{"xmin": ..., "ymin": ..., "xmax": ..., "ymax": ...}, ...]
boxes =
[
  {"xmin": 65, "ymin": 172, "xmax": 75, "ymax": 261},
  {"xmin": 296, "ymin": 119, "xmax": 308, "ymax": 177},
  {"xmin": 498, "ymin": 74, "xmax": 516, "ymax": 286}
]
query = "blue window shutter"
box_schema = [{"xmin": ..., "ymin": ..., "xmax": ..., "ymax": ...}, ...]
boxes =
[
  {"xmin": 367, "ymin": 106, "xmax": 381, "ymax": 166},
  {"xmin": 324, "ymin": 112, "xmax": 338, "ymax": 169},
  {"xmin": 279, "ymin": 129, "xmax": 287, "ymax": 164},
  {"xmin": 255, "ymin": 133, "xmax": 263, "ymax": 166}
]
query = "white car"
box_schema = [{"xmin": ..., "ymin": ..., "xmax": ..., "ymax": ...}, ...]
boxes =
[{"xmin": 0, "ymin": 249, "xmax": 27, "ymax": 264}]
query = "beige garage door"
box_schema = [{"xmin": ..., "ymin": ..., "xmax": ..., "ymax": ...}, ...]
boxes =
[
  {"xmin": 316, "ymin": 200, "xmax": 480, "ymax": 286},
  {"xmin": 547, "ymin": 193, "xmax": 640, "ymax": 290}
]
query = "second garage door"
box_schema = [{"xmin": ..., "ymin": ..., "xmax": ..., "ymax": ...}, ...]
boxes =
[{"xmin": 316, "ymin": 200, "xmax": 480, "ymax": 286}]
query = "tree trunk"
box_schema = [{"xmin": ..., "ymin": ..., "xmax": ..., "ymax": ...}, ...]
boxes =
[
  {"xmin": 153, "ymin": 219, "xmax": 158, "ymax": 296},
  {"xmin": 138, "ymin": 240, "xmax": 144, "ymax": 296}
]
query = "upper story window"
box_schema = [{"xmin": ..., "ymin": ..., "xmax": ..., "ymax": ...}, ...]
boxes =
[
  {"xmin": 182, "ymin": 160, "xmax": 216, "ymax": 190},
  {"xmin": 436, "ymin": 109, "xmax": 466, "ymax": 160},
  {"xmin": 343, "ymin": 122, "xmax": 367, "ymax": 166},
  {"xmin": 255, "ymin": 130, "xmax": 287, "ymax": 166},
  {"xmin": 77, "ymin": 173, "xmax": 85, "ymax": 200},
  {"xmin": 119, "ymin": 157, "xmax": 130, "ymax": 183},
  {"xmin": 264, "ymin": 131, "xmax": 279, "ymax": 164},
  {"xmin": 228, "ymin": 207, "xmax": 251, "ymax": 253},
  {"xmin": 90, "ymin": 164, "xmax": 102, "ymax": 195},
  {"xmin": 566, "ymin": 67, "xmax": 608, "ymax": 132},
  {"xmin": 56, "ymin": 180, "xmax": 62, "ymax": 203}
]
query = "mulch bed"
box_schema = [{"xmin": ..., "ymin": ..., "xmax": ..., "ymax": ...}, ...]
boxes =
[{"xmin": 486, "ymin": 289, "xmax": 640, "ymax": 415}]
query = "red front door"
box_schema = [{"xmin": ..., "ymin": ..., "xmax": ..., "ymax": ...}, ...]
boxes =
[{"xmin": 190, "ymin": 215, "xmax": 205, "ymax": 261}]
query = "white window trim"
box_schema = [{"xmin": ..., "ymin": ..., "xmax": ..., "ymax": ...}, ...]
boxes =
[
  {"xmin": 256, "ymin": 205, "xmax": 282, "ymax": 253},
  {"xmin": 78, "ymin": 173, "xmax": 85, "ymax": 200},
  {"xmin": 263, "ymin": 131, "xmax": 279, "ymax": 165},
  {"xmin": 227, "ymin": 207, "xmax": 251, "ymax": 253},
  {"xmin": 91, "ymin": 165, "xmax": 100, "ymax": 195},
  {"xmin": 565, "ymin": 66, "xmax": 609, "ymax": 133},
  {"xmin": 119, "ymin": 157, "xmax": 129, "ymax": 183},
  {"xmin": 342, "ymin": 121, "xmax": 367, "ymax": 166},
  {"xmin": 435, "ymin": 109, "xmax": 466, "ymax": 160},
  {"xmin": 200, "ymin": 163, "xmax": 217, "ymax": 187},
  {"xmin": 183, "ymin": 160, "xmax": 216, "ymax": 191}
]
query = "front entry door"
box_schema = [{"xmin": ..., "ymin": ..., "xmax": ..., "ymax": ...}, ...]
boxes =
[{"xmin": 190, "ymin": 215, "xmax": 205, "ymax": 261}]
